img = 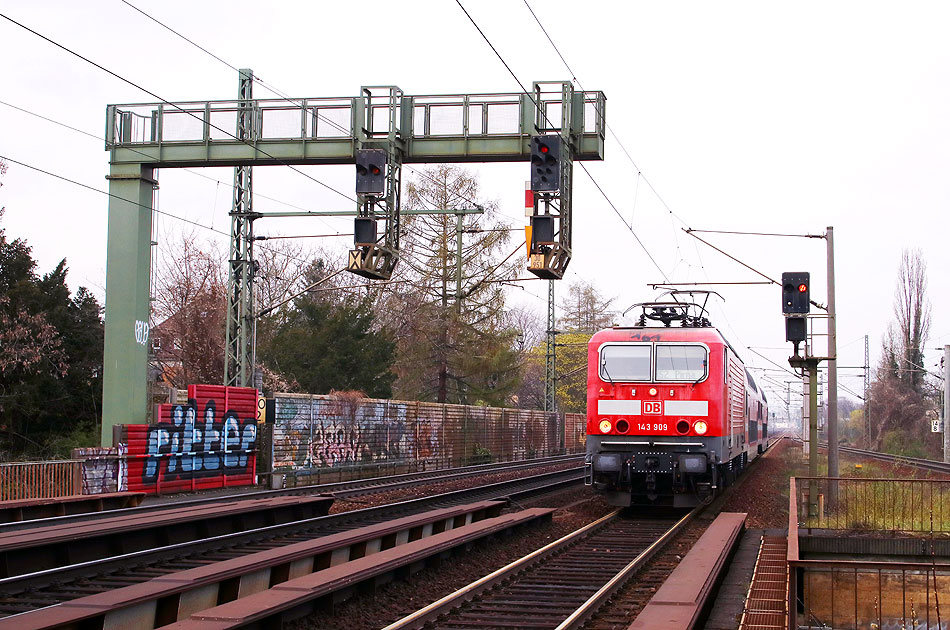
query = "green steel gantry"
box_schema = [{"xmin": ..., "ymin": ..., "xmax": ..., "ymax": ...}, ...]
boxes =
[{"xmin": 101, "ymin": 80, "xmax": 605, "ymax": 446}]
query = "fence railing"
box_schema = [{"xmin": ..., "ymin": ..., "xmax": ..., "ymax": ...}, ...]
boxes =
[
  {"xmin": 789, "ymin": 477, "xmax": 950, "ymax": 630},
  {"xmin": 794, "ymin": 477, "xmax": 950, "ymax": 534},
  {"xmin": 0, "ymin": 460, "xmax": 83, "ymax": 501}
]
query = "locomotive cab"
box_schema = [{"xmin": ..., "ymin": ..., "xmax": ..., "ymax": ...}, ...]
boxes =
[{"xmin": 585, "ymin": 294, "xmax": 764, "ymax": 508}]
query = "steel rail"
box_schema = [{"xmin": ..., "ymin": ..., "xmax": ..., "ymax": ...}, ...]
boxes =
[
  {"xmin": 555, "ymin": 510, "xmax": 696, "ymax": 630},
  {"xmin": 793, "ymin": 439, "xmax": 950, "ymax": 474},
  {"xmin": 0, "ymin": 467, "xmax": 583, "ymax": 606},
  {"xmin": 382, "ymin": 511, "xmax": 691, "ymax": 630},
  {"xmin": 0, "ymin": 454, "xmax": 582, "ymax": 533},
  {"xmin": 384, "ymin": 435, "xmax": 787, "ymax": 630},
  {"xmin": 837, "ymin": 444, "xmax": 950, "ymax": 473},
  {"xmin": 380, "ymin": 510, "xmax": 623, "ymax": 630}
]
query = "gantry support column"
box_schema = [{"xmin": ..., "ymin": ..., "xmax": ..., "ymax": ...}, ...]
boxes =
[
  {"xmin": 101, "ymin": 163, "xmax": 156, "ymax": 446},
  {"xmin": 545, "ymin": 280, "xmax": 556, "ymax": 414},
  {"xmin": 224, "ymin": 68, "xmax": 257, "ymax": 387}
]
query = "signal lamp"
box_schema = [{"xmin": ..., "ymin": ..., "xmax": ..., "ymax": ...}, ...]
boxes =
[
  {"xmin": 598, "ymin": 419, "xmax": 612, "ymax": 433},
  {"xmin": 616, "ymin": 419, "xmax": 630, "ymax": 433},
  {"xmin": 648, "ymin": 387, "xmax": 658, "ymax": 396},
  {"xmin": 693, "ymin": 420, "xmax": 708, "ymax": 435},
  {"xmin": 676, "ymin": 420, "xmax": 690, "ymax": 435},
  {"xmin": 530, "ymin": 135, "xmax": 561, "ymax": 192},
  {"xmin": 781, "ymin": 271, "xmax": 810, "ymax": 314},
  {"xmin": 355, "ymin": 149, "xmax": 386, "ymax": 194}
]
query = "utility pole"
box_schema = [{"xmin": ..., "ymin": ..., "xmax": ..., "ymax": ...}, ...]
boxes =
[
  {"xmin": 864, "ymin": 335, "xmax": 870, "ymax": 446},
  {"xmin": 455, "ymin": 210, "xmax": 463, "ymax": 316},
  {"xmin": 944, "ymin": 345, "xmax": 949, "ymax": 462},
  {"xmin": 802, "ymin": 370, "xmax": 810, "ymax": 457},
  {"xmin": 224, "ymin": 68, "xmax": 257, "ymax": 388},
  {"xmin": 545, "ymin": 280, "xmax": 556, "ymax": 414},
  {"xmin": 826, "ymin": 226, "xmax": 838, "ymax": 482},
  {"xmin": 790, "ymin": 354, "xmax": 821, "ymax": 516}
]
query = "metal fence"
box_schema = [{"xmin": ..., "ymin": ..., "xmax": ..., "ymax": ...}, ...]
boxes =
[
  {"xmin": 794, "ymin": 477, "xmax": 950, "ymax": 534},
  {"xmin": 789, "ymin": 477, "xmax": 950, "ymax": 630},
  {"xmin": 269, "ymin": 393, "xmax": 584, "ymax": 485},
  {"xmin": 0, "ymin": 460, "xmax": 83, "ymax": 501}
]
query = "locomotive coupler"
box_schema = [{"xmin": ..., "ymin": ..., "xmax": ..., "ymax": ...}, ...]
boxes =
[{"xmin": 645, "ymin": 471, "xmax": 657, "ymax": 501}]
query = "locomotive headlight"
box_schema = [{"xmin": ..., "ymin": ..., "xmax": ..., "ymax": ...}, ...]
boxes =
[
  {"xmin": 598, "ymin": 419, "xmax": 612, "ymax": 433},
  {"xmin": 648, "ymin": 387, "xmax": 658, "ymax": 396},
  {"xmin": 693, "ymin": 420, "xmax": 708, "ymax": 435}
]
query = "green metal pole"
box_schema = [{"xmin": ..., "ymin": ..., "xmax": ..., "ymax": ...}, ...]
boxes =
[
  {"xmin": 808, "ymin": 359, "xmax": 819, "ymax": 516},
  {"xmin": 545, "ymin": 280, "xmax": 556, "ymax": 414},
  {"xmin": 101, "ymin": 163, "xmax": 156, "ymax": 446},
  {"xmin": 455, "ymin": 211, "xmax": 463, "ymax": 316}
]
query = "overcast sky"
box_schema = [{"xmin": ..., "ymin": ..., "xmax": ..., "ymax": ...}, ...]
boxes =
[{"xmin": 1, "ymin": 1, "xmax": 948, "ymax": 418}]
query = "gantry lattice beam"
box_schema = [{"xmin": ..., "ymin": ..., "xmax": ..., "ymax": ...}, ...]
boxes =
[
  {"xmin": 105, "ymin": 89, "xmax": 605, "ymax": 166},
  {"xmin": 100, "ymin": 81, "xmax": 605, "ymax": 446}
]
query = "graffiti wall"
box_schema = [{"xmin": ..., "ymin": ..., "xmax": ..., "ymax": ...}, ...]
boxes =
[
  {"xmin": 72, "ymin": 446, "xmax": 126, "ymax": 494},
  {"xmin": 564, "ymin": 413, "xmax": 586, "ymax": 453},
  {"xmin": 272, "ymin": 393, "xmax": 570, "ymax": 474},
  {"xmin": 122, "ymin": 384, "xmax": 258, "ymax": 494}
]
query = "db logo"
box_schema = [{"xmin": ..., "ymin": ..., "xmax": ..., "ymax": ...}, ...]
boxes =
[{"xmin": 643, "ymin": 401, "xmax": 662, "ymax": 415}]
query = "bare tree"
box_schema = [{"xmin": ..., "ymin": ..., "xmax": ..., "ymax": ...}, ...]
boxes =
[
  {"xmin": 150, "ymin": 230, "xmax": 226, "ymax": 387},
  {"xmin": 558, "ymin": 280, "xmax": 615, "ymax": 333},
  {"xmin": 891, "ymin": 249, "xmax": 931, "ymax": 393},
  {"xmin": 869, "ymin": 249, "xmax": 938, "ymax": 455}
]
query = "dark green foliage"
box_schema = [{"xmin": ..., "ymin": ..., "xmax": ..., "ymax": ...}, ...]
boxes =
[
  {"xmin": 259, "ymin": 294, "xmax": 396, "ymax": 399},
  {"xmin": 0, "ymin": 212, "xmax": 104, "ymax": 459}
]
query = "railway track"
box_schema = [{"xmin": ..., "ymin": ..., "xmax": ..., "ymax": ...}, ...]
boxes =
[
  {"xmin": 382, "ymin": 509, "xmax": 695, "ymax": 630},
  {"xmin": 795, "ymin": 439, "xmax": 950, "ymax": 474},
  {"xmin": 0, "ymin": 467, "xmax": 583, "ymax": 618},
  {"xmin": 0, "ymin": 454, "xmax": 583, "ymax": 534},
  {"xmin": 837, "ymin": 444, "xmax": 950, "ymax": 473},
  {"xmin": 377, "ymin": 436, "xmax": 788, "ymax": 630}
]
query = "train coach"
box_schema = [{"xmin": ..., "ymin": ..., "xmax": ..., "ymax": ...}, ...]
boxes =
[{"xmin": 585, "ymin": 294, "xmax": 768, "ymax": 507}]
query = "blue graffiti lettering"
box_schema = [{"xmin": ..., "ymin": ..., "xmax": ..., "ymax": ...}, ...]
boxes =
[{"xmin": 142, "ymin": 399, "xmax": 258, "ymax": 482}]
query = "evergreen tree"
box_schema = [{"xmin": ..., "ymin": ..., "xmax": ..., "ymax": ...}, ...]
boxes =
[
  {"xmin": 0, "ymin": 205, "xmax": 103, "ymax": 458},
  {"xmin": 392, "ymin": 165, "xmax": 521, "ymax": 405},
  {"xmin": 259, "ymin": 296, "xmax": 396, "ymax": 398}
]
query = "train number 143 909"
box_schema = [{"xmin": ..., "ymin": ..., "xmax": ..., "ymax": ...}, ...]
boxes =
[{"xmin": 637, "ymin": 423, "xmax": 668, "ymax": 432}]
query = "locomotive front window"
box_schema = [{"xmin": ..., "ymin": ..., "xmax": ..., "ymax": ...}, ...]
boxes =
[
  {"xmin": 655, "ymin": 345, "xmax": 707, "ymax": 382},
  {"xmin": 600, "ymin": 344, "xmax": 651, "ymax": 382}
]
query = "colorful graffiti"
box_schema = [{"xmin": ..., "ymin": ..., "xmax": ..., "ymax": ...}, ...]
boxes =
[
  {"xmin": 72, "ymin": 446, "xmax": 125, "ymax": 494},
  {"xmin": 124, "ymin": 385, "xmax": 258, "ymax": 493},
  {"xmin": 272, "ymin": 394, "xmax": 567, "ymax": 474}
]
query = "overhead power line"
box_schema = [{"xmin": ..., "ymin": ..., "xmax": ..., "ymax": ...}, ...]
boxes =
[
  {"xmin": 0, "ymin": 98, "xmax": 342, "ymax": 232},
  {"xmin": 0, "ymin": 11, "xmax": 354, "ymax": 204},
  {"xmin": 0, "ymin": 154, "xmax": 316, "ymax": 268},
  {"xmin": 118, "ymin": 0, "xmax": 499, "ymax": 220},
  {"xmin": 454, "ymin": 0, "xmax": 669, "ymax": 282}
]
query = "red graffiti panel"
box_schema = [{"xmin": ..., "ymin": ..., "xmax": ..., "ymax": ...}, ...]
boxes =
[{"xmin": 124, "ymin": 385, "xmax": 258, "ymax": 494}]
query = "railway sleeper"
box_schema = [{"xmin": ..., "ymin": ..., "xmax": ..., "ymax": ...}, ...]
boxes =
[
  {"xmin": 0, "ymin": 500, "xmax": 512, "ymax": 630},
  {"xmin": 0, "ymin": 495, "xmax": 334, "ymax": 579}
]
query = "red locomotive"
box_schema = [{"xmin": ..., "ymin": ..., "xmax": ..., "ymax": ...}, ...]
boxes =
[{"xmin": 585, "ymin": 293, "xmax": 768, "ymax": 507}]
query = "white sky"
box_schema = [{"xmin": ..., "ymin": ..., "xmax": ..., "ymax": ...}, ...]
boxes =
[{"xmin": 1, "ymin": 1, "xmax": 948, "ymax": 417}]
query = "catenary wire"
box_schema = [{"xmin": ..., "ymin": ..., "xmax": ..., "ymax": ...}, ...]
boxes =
[
  {"xmin": 116, "ymin": 1, "xmax": 502, "ymax": 220},
  {"xmin": 0, "ymin": 11, "xmax": 355, "ymax": 204},
  {"xmin": 453, "ymin": 0, "xmax": 668, "ymax": 282},
  {"xmin": 0, "ymin": 98, "xmax": 342, "ymax": 232},
  {"xmin": 0, "ymin": 154, "xmax": 318, "ymax": 269}
]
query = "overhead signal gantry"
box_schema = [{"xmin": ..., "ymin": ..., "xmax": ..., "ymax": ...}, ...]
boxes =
[{"xmin": 101, "ymin": 79, "xmax": 605, "ymax": 445}]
